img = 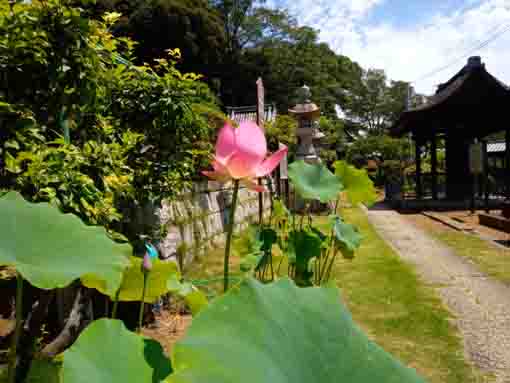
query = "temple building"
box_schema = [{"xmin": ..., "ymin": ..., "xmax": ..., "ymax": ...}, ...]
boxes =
[{"xmin": 391, "ymin": 56, "xmax": 510, "ymax": 207}]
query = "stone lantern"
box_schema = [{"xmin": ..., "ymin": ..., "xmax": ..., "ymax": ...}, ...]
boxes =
[
  {"xmin": 289, "ymin": 85, "xmax": 325, "ymax": 211},
  {"xmin": 289, "ymin": 85, "xmax": 322, "ymax": 163}
]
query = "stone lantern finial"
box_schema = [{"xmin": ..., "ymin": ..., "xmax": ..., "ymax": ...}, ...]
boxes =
[{"xmin": 297, "ymin": 84, "xmax": 312, "ymax": 103}]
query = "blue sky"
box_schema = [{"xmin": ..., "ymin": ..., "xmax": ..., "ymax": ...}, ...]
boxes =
[{"xmin": 267, "ymin": 0, "xmax": 510, "ymax": 95}]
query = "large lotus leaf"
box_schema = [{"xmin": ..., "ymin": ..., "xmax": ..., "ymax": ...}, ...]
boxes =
[
  {"xmin": 168, "ymin": 278, "xmax": 425, "ymax": 383},
  {"xmin": 288, "ymin": 160, "xmax": 343, "ymax": 202},
  {"xmin": 0, "ymin": 192, "xmax": 130, "ymax": 295},
  {"xmin": 85, "ymin": 256, "xmax": 180, "ymax": 302},
  {"xmin": 334, "ymin": 160, "xmax": 377, "ymax": 207},
  {"xmin": 62, "ymin": 319, "xmax": 172, "ymax": 383}
]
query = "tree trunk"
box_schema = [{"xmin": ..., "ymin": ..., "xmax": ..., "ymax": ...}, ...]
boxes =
[
  {"xmin": 14, "ymin": 290, "xmax": 54, "ymax": 383},
  {"xmin": 40, "ymin": 287, "xmax": 93, "ymax": 358}
]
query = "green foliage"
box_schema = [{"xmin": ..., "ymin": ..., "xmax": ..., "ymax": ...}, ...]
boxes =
[
  {"xmin": 63, "ymin": 319, "xmax": 172, "ymax": 383},
  {"xmin": 0, "ymin": 1, "xmax": 225, "ymax": 240},
  {"xmin": 264, "ymin": 115, "xmax": 297, "ymax": 153},
  {"xmin": 316, "ymin": 116, "xmax": 345, "ymax": 164},
  {"xmin": 26, "ymin": 360, "xmax": 61, "ymax": 383},
  {"xmin": 85, "ymin": 0, "xmax": 226, "ymax": 85},
  {"xmin": 85, "ymin": 256, "xmax": 179, "ymax": 302},
  {"xmin": 288, "ymin": 160, "xmax": 343, "ymax": 203},
  {"xmin": 346, "ymin": 135, "xmax": 411, "ymax": 166},
  {"xmin": 287, "ymin": 229, "xmax": 322, "ymax": 286},
  {"xmin": 168, "ymin": 278, "xmax": 425, "ymax": 383},
  {"xmin": 342, "ymin": 70, "xmax": 413, "ymax": 135},
  {"xmin": 329, "ymin": 215, "xmax": 363, "ymax": 259},
  {"xmin": 238, "ymin": 225, "xmax": 278, "ymax": 282},
  {"xmin": 334, "ymin": 160, "xmax": 377, "ymax": 206},
  {"xmin": 0, "ymin": 192, "xmax": 130, "ymax": 295}
]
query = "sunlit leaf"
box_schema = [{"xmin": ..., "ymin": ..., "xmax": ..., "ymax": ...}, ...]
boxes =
[
  {"xmin": 334, "ymin": 160, "xmax": 377, "ymax": 207},
  {"xmin": 288, "ymin": 160, "xmax": 343, "ymax": 202},
  {"xmin": 85, "ymin": 257, "xmax": 180, "ymax": 302},
  {"xmin": 329, "ymin": 215, "xmax": 363, "ymax": 259},
  {"xmin": 0, "ymin": 192, "xmax": 130, "ymax": 295},
  {"xmin": 63, "ymin": 319, "xmax": 171, "ymax": 383},
  {"xmin": 168, "ymin": 278, "xmax": 425, "ymax": 383}
]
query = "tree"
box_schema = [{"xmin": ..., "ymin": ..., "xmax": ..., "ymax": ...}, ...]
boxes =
[
  {"xmin": 342, "ymin": 70, "xmax": 413, "ymax": 135},
  {"xmin": 82, "ymin": 0, "xmax": 226, "ymax": 90}
]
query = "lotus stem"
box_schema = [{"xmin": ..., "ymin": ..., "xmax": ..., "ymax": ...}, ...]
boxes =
[
  {"xmin": 138, "ymin": 272, "xmax": 149, "ymax": 333},
  {"xmin": 324, "ymin": 250, "xmax": 339, "ymax": 282},
  {"xmin": 224, "ymin": 180, "xmax": 240, "ymax": 292},
  {"xmin": 7, "ymin": 273, "xmax": 23, "ymax": 383},
  {"xmin": 111, "ymin": 289, "xmax": 120, "ymax": 319}
]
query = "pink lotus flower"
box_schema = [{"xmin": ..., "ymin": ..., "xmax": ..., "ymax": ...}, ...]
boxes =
[{"xmin": 203, "ymin": 121, "xmax": 288, "ymax": 192}]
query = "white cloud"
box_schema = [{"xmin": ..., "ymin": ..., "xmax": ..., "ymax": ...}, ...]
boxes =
[{"xmin": 275, "ymin": 0, "xmax": 510, "ymax": 95}]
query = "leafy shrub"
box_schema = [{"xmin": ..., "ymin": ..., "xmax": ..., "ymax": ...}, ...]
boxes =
[{"xmin": 0, "ymin": 2, "xmax": 225, "ymax": 239}]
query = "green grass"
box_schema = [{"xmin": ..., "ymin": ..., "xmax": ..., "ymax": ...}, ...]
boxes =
[
  {"xmin": 421, "ymin": 227, "xmax": 510, "ymax": 285},
  {"xmin": 327, "ymin": 208, "xmax": 491, "ymax": 383},
  {"xmin": 187, "ymin": 207, "xmax": 491, "ymax": 383}
]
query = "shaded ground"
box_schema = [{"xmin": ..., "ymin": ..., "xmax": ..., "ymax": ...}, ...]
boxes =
[
  {"xmin": 407, "ymin": 213, "xmax": 510, "ymax": 285},
  {"xmin": 368, "ymin": 206, "xmax": 510, "ymax": 382},
  {"xmin": 441, "ymin": 210, "xmax": 509, "ymax": 242},
  {"xmin": 142, "ymin": 311, "xmax": 192, "ymax": 355}
]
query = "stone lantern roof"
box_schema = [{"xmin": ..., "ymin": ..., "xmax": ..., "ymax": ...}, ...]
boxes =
[{"xmin": 288, "ymin": 85, "xmax": 320, "ymax": 119}]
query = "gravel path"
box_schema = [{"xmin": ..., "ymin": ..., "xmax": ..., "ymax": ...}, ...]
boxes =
[{"xmin": 366, "ymin": 207, "xmax": 510, "ymax": 382}]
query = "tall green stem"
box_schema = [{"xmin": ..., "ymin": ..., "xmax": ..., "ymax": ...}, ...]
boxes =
[
  {"xmin": 111, "ymin": 289, "xmax": 120, "ymax": 319},
  {"xmin": 224, "ymin": 180, "xmax": 240, "ymax": 292},
  {"xmin": 7, "ymin": 273, "xmax": 23, "ymax": 383},
  {"xmin": 138, "ymin": 272, "xmax": 149, "ymax": 333}
]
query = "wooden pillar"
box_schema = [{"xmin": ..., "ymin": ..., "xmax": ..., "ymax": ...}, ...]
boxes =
[
  {"xmin": 431, "ymin": 135, "xmax": 438, "ymax": 200},
  {"xmin": 415, "ymin": 139, "xmax": 423, "ymax": 199},
  {"xmin": 483, "ymin": 140, "xmax": 489, "ymax": 212},
  {"xmin": 506, "ymin": 127, "xmax": 510, "ymax": 200}
]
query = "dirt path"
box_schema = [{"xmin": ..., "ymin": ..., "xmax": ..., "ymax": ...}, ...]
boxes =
[{"xmin": 366, "ymin": 206, "xmax": 510, "ymax": 382}]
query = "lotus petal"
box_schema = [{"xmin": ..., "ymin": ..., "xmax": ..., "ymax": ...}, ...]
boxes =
[
  {"xmin": 216, "ymin": 123, "xmax": 237, "ymax": 161},
  {"xmin": 235, "ymin": 121, "xmax": 267, "ymax": 161},
  {"xmin": 256, "ymin": 146, "xmax": 288, "ymax": 177},
  {"xmin": 225, "ymin": 151, "xmax": 262, "ymax": 179},
  {"xmin": 240, "ymin": 178, "xmax": 266, "ymax": 192}
]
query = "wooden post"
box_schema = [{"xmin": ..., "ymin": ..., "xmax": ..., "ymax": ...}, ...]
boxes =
[
  {"xmin": 431, "ymin": 135, "xmax": 438, "ymax": 200},
  {"xmin": 506, "ymin": 127, "xmax": 510, "ymax": 200},
  {"xmin": 415, "ymin": 139, "xmax": 423, "ymax": 200},
  {"xmin": 256, "ymin": 78, "xmax": 265, "ymax": 129},
  {"xmin": 483, "ymin": 140, "xmax": 489, "ymax": 212}
]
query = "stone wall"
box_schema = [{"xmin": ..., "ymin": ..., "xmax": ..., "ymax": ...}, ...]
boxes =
[{"xmin": 149, "ymin": 180, "xmax": 273, "ymax": 264}]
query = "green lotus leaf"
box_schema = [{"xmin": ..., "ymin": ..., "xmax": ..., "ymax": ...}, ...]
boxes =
[
  {"xmin": 287, "ymin": 229, "xmax": 322, "ymax": 286},
  {"xmin": 272, "ymin": 199, "xmax": 291, "ymax": 225},
  {"xmin": 26, "ymin": 360, "xmax": 61, "ymax": 383},
  {"xmin": 62, "ymin": 319, "xmax": 171, "ymax": 383},
  {"xmin": 330, "ymin": 215, "xmax": 363, "ymax": 259},
  {"xmin": 239, "ymin": 226, "xmax": 276, "ymax": 273},
  {"xmin": 334, "ymin": 160, "xmax": 377, "ymax": 207},
  {"xmin": 98, "ymin": 257, "xmax": 180, "ymax": 302},
  {"xmin": 0, "ymin": 192, "xmax": 130, "ymax": 295},
  {"xmin": 168, "ymin": 278, "xmax": 425, "ymax": 383},
  {"xmin": 182, "ymin": 289, "xmax": 209, "ymax": 315},
  {"xmin": 288, "ymin": 160, "xmax": 343, "ymax": 203}
]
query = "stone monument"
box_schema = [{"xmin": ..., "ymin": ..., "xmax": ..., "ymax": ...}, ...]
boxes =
[{"xmin": 289, "ymin": 85, "xmax": 322, "ymax": 163}]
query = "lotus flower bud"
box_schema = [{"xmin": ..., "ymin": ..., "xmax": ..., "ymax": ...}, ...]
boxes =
[{"xmin": 142, "ymin": 253, "xmax": 152, "ymax": 272}]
